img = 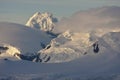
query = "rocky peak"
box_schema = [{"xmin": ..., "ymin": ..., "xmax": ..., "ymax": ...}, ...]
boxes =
[{"xmin": 26, "ymin": 12, "xmax": 58, "ymax": 32}]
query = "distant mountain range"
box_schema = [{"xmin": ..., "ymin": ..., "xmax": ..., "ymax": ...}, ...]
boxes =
[
  {"xmin": 0, "ymin": 6, "xmax": 120, "ymax": 63},
  {"xmin": 0, "ymin": 6, "xmax": 120, "ymax": 80}
]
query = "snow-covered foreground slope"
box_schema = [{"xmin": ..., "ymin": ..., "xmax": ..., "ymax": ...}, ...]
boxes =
[
  {"xmin": 0, "ymin": 47, "xmax": 120, "ymax": 80},
  {"xmin": 0, "ymin": 22, "xmax": 52, "ymax": 60}
]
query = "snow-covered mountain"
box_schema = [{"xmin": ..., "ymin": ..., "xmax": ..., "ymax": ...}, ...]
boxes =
[
  {"xmin": 36, "ymin": 30, "xmax": 120, "ymax": 63},
  {"xmin": 0, "ymin": 22, "xmax": 52, "ymax": 60},
  {"xmin": 26, "ymin": 12, "xmax": 58, "ymax": 32}
]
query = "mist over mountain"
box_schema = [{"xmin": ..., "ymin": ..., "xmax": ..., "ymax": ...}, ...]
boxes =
[{"xmin": 55, "ymin": 6, "xmax": 120, "ymax": 35}]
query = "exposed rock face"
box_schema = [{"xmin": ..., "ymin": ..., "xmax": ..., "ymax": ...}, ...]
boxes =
[{"xmin": 92, "ymin": 42, "xmax": 99, "ymax": 53}]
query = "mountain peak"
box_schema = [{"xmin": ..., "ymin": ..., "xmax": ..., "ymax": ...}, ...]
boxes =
[
  {"xmin": 33, "ymin": 12, "xmax": 41, "ymax": 17},
  {"xmin": 26, "ymin": 12, "xmax": 58, "ymax": 32}
]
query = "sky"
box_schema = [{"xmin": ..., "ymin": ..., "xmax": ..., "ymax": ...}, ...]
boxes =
[{"xmin": 0, "ymin": 0, "xmax": 120, "ymax": 24}]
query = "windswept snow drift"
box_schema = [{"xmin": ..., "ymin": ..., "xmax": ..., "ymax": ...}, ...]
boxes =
[{"xmin": 0, "ymin": 22, "xmax": 52, "ymax": 58}]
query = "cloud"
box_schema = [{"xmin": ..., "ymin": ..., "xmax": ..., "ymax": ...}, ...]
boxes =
[{"xmin": 54, "ymin": 6, "xmax": 120, "ymax": 33}]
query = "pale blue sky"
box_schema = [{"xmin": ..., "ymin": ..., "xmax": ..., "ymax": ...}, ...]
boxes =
[{"xmin": 0, "ymin": 0, "xmax": 120, "ymax": 24}]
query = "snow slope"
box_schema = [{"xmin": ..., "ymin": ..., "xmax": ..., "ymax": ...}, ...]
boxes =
[
  {"xmin": 26, "ymin": 12, "xmax": 58, "ymax": 32},
  {"xmin": 0, "ymin": 45, "xmax": 120, "ymax": 80},
  {"xmin": 0, "ymin": 22, "xmax": 52, "ymax": 60}
]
